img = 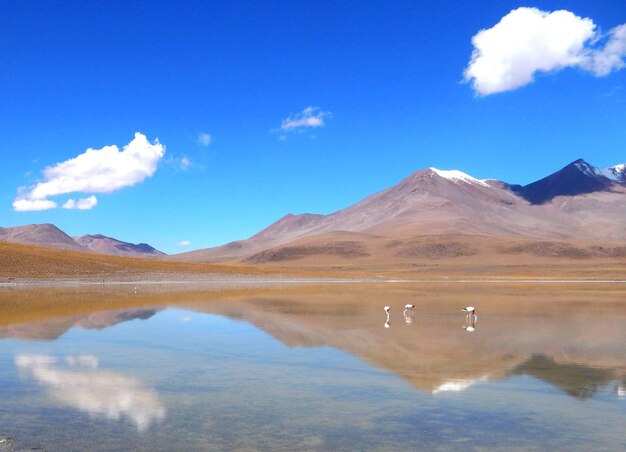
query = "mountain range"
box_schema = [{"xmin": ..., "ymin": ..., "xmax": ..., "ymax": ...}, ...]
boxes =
[
  {"xmin": 174, "ymin": 158, "xmax": 626, "ymax": 264},
  {"xmin": 0, "ymin": 224, "xmax": 164, "ymax": 258},
  {"xmin": 2, "ymin": 159, "xmax": 625, "ymax": 264}
]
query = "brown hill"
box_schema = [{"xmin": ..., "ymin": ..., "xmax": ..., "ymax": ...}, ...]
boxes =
[{"xmin": 0, "ymin": 223, "xmax": 85, "ymax": 251}]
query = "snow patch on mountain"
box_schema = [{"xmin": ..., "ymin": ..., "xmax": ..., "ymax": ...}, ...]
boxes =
[
  {"xmin": 429, "ymin": 168, "xmax": 492, "ymax": 188},
  {"xmin": 595, "ymin": 164, "xmax": 626, "ymax": 182},
  {"xmin": 574, "ymin": 161, "xmax": 597, "ymax": 178}
]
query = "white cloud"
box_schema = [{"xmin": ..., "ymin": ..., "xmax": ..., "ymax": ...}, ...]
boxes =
[
  {"xmin": 62, "ymin": 195, "xmax": 98, "ymax": 210},
  {"xmin": 581, "ymin": 23, "xmax": 626, "ymax": 76},
  {"xmin": 180, "ymin": 156, "xmax": 191, "ymax": 170},
  {"xmin": 164, "ymin": 155, "xmax": 193, "ymax": 172},
  {"xmin": 197, "ymin": 132, "xmax": 212, "ymax": 147},
  {"xmin": 13, "ymin": 199, "xmax": 58, "ymax": 211},
  {"xmin": 464, "ymin": 7, "xmax": 626, "ymax": 95},
  {"xmin": 278, "ymin": 106, "xmax": 331, "ymax": 138},
  {"xmin": 178, "ymin": 240, "xmax": 191, "ymax": 246},
  {"xmin": 13, "ymin": 133, "xmax": 165, "ymax": 211}
]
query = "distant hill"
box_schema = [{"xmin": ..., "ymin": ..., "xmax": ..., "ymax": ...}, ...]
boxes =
[
  {"xmin": 0, "ymin": 224, "xmax": 165, "ymax": 258},
  {"xmin": 173, "ymin": 159, "xmax": 626, "ymax": 264},
  {"xmin": 75, "ymin": 234, "xmax": 165, "ymax": 258}
]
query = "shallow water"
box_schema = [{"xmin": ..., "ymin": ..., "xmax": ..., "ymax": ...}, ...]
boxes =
[{"xmin": 0, "ymin": 283, "xmax": 625, "ymax": 451}]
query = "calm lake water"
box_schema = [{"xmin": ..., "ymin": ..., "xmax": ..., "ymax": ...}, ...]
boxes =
[{"xmin": 0, "ymin": 283, "xmax": 625, "ymax": 451}]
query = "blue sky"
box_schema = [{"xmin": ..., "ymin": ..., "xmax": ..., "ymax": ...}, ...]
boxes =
[{"xmin": 1, "ymin": 0, "xmax": 625, "ymax": 253}]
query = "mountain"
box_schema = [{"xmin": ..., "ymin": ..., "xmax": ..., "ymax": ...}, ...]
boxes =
[
  {"xmin": 75, "ymin": 234, "xmax": 165, "ymax": 258},
  {"xmin": 0, "ymin": 223, "xmax": 85, "ymax": 251},
  {"xmin": 520, "ymin": 159, "xmax": 623, "ymax": 204},
  {"xmin": 0, "ymin": 224, "xmax": 165, "ymax": 258},
  {"xmin": 174, "ymin": 159, "xmax": 626, "ymax": 264}
]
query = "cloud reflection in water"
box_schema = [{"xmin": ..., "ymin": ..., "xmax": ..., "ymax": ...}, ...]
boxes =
[{"xmin": 15, "ymin": 354, "xmax": 165, "ymax": 432}]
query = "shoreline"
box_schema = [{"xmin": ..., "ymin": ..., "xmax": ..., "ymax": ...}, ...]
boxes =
[{"xmin": 2, "ymin": 277, "xmax": 626, "ymax": 288}]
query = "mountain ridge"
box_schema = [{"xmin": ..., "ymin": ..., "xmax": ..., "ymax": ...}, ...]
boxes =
[
  {"xmin": 0, "ymin": 224, "xmax": 165, "ymax": 258},
  {"xmin": 174, "ymin": 159, "xmax": 626, "ymax": 263},
  {"xmin": 75, "ymin": 234, "xmax": 165, "ymax": 258}
]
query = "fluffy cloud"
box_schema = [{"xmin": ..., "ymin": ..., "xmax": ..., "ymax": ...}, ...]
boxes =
[
  {"xmin": 279, "ymin": 106, "xmax": 331, "ymax": 138},
  {"xmin": 197, "ymin": 132, "xmax": 212, "ymax": 147},
  {"xmin": 13, "ymin": 133, "xmax": 165, "ymax": 211},
  {"xmin": 464, "ymin": 7, "xmax": 626, "ymax": 95},
  {"xmin": 62, "ymin": 195, "xmax": 98, "ymax": 210},
  {"xmin": 13, "ymin": 199, "xmax": 58, "ymax": 212}
]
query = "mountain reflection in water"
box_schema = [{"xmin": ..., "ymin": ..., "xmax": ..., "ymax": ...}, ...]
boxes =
[
  {"xmin": 1, "ymin": 284, "xmax": 625, "ymax": 450},
  {"xmin": 3, "ymin": 285, "xmax": 625, "ymax": 400}
]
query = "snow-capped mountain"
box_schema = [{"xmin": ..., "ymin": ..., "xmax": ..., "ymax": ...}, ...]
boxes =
[
  {"xmin": 519, "ymin": 159, "xmax": 621, "ymax": 205},
  {"xmin": 596, "ymin": 163, "xmax": 626, "ymax": 183},
  {"xmin": 175, "ymin": 159, "xmax": 626, "ymax": 263}
]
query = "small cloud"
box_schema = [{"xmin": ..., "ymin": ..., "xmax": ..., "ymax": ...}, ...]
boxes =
[
  {"xmin": 197, "ymin": 132, "xmax": 212, "ymax": 147},
  {"xmin": 180, "ymin": 156, "xmax": 191, "ymax": 170},
  {"xmin": 62, "ymin": 195, "xmax": 98, "ymax": 210},
  {"xmin": 13, "ymin": 199, "xmax": 58, "ymax": 212},
  {"xmin": 13, "ymin": 133, "xmax": 165, "ymax": 211},
  {"xmin": 164, "ymin": 155, "xmax": 193, "ymax": 172},
  {"xmin": 464, "ymin": 7, "xmax": 626, "ymax": 95},
  {"xmin": 276, "ymin": 106, "xmax": 331, "ymax": 140},
  {"xmin": 180, "ymin": 316, "xmax": 192, "ymax": 322},
  {"xmin": 178, "ymin": 240, "xmax": 191, "ymax": 246}
]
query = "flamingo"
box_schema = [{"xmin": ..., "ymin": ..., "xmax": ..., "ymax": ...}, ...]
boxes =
[{"xmin": 462, "ymin": 306, "xmax": 477, "ymax": 321}]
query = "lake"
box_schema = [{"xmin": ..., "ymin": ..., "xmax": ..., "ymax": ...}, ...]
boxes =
[{"xmin": 1, "ymin": 283, "xmax": 625, "ymax": 451}]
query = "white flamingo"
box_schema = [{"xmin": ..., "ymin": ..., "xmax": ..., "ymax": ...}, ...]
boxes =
[{"xmin": 462, "ymin": 306, "xmax": 477, "ymax": 322}]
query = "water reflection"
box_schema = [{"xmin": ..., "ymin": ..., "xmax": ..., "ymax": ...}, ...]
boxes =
[
  {"xmin": 510, "ymin": 354, "xmax": 619, "ymax": 400},
  {"xmin": 15, "ymin": 354, "xmax": 165, "ymax": 432},
  {"xmin": 179, "ymin": 288, "xmax": 626, "ymax": 399},
  {"xmin": 403, "ymin": 305, "xmax": 414, "ymax": 325},
  {"xmin": 1, "ymin": 284, "xmax": 626, "ymax": 450},
  {"xmin": 432, "ymin": 375, "xmax": 489, "ymax": 394},
  {"xmin": 3, "ymin": 286, "xmax": 626, "ymax": 404},
  {"xmin": 463, "ymin": 316, "xmax": 477, "ymax": 332},
  {"xmin": 0, "ymin": 309, "xmax": 158, "ymax": 341}
]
